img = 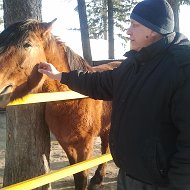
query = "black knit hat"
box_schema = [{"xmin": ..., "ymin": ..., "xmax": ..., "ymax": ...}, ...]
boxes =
[{"xmin": 130, "ymin": 0, "xmax": 174, "ymax": 35}]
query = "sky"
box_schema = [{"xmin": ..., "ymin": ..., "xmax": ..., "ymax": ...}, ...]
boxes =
[{"xmin": 179, "ymin": 5, "xmax": 190, "ymax": 39}]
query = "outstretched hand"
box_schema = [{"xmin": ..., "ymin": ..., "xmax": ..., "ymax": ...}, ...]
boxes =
[{"xmin": 38, "ymin": 62, "xmax": 62, "ymax": 81}]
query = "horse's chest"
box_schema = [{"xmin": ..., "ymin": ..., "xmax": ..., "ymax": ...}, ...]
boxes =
[{"xmin": 45, "ymin": 99, "xmax": 101, "ymax": 127}]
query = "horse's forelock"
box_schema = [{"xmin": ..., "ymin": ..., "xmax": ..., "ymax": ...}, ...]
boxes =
[{"xmin": 0, "ymin": 19, "xmax": 40, "ymax": 53}]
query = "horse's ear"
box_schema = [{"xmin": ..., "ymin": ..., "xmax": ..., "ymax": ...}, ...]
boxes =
[{"xmin": 41, "ymin": 18, "xmax": 57, "ymax": 36}]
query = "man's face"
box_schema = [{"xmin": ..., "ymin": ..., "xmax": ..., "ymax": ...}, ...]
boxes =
[{"xmin": 127, "ymin": 19, "xmax": 157, "ymax": 52}]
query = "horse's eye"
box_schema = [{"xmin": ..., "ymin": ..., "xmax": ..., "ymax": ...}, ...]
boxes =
[{"xmin": 23, "ymin": 42, "xmax": 32, "ymax": 48}]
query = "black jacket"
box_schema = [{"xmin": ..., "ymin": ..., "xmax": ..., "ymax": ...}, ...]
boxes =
[{"xmin": 61, "ymin": 32, "xmax": 190, "ymax": 189}]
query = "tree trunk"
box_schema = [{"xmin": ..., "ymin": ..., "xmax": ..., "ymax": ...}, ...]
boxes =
[
  {"xmin": 3, "ymin": 0, "xmax": 51, "ymax": 189},
  {"xmin": 77, "ymin": 0, "xmax": 92, "ymax": 65},
  {"xmin": 102, "ymin": 0, "xmax": 107, "ymax": 40},
  {"xmin": 108, "ymin": 0, "xmax": 114, "ymax": 59},
  {"xmin": 3, "ymin": 0, "xmax": 42, "ymax": 28},
  {"xmin": 3, "ymin": 105, "xmax": 50, "ymax": 190},
  {"xmin": 167, "ymin": 0, "xmax": 180, "ymax": 32}
]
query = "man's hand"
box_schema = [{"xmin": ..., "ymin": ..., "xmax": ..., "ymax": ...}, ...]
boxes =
[{"xmin": 38, "ymin": 62, "xmax": 62, "ymax": 81}]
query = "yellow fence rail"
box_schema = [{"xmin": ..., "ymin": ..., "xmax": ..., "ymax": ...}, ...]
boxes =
[
  {"xmin": 1, "ymin": 154, "xmax": 112, "ymax": 190},
  {"xmin": 8, "ymin": 91, "xmax": 88, "ymax": 106}
]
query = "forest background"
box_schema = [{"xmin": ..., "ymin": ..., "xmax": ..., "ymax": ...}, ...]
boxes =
[{"xmin": 0, "ymin": 0, "xmax": 190, "ymax": 61}]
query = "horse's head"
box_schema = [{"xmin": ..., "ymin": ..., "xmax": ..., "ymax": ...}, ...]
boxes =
[{"xmin": 0, "ymin": 19, "xmax": 57, "ymax": 107}]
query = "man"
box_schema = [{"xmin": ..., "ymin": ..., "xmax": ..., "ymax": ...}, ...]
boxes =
[{"xmin": 38, "ymin": 0, "xmax": 190, "ymax": 189}]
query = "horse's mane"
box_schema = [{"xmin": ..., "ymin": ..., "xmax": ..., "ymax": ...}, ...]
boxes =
[
  {"xmin": 51, "ymin": 35, "xmax": 93, "ymax": 72},
  {"xmin": 0, "ymin": 19, "xmax": 40, "ymax": 54},
  {"xmin": 63, "ymin": 44, "xmax": 92, "ymax": 72}
]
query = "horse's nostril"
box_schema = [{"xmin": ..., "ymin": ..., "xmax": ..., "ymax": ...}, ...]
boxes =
[{"xmin": 0, "ymin": 85, "xmax": 13, "ymax": 95}]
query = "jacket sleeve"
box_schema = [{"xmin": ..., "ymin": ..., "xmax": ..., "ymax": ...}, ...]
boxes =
[
  {"xmin": 60, "ymin": 69, "xmax": 115, "ymax": 100},
  {"xmin": 168, "ymin": 65, "xmax": 190, "ymax": 190}
]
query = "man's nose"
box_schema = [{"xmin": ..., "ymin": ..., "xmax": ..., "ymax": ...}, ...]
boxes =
[{"xmin": 127, "ymin": 26, "xmax": 132, "ymax": 35}]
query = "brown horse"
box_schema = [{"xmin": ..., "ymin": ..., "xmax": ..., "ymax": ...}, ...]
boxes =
[{"xmin": 0, "ymin": 19, "xmax": 121, "ymax": 190}]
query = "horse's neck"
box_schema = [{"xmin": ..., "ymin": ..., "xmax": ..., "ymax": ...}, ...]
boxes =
[
  {"xmin": 44, "ymin": 36, "xmax": 70, "ymax": 72},
  {"xmin": 42, "ymin": 35, "xmax": 92, "ymax": 93},
  {"xmin": 44, "ymin": 35, "xmax": 93, "ymax": 72}
]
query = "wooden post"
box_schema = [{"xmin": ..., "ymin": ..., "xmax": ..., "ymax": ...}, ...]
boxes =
[{"xmin": 3, "ymin": 104, "xmax": 51, "ymax": 190}]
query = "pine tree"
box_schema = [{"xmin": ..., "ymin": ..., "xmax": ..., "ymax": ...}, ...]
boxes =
[
  {"xmin": 86, "ymin": 0, "xmax": 138, "ymax": 46},
  {"xmin": 0, "ymin": 0, "xmax": 3, "ymax": 31}
]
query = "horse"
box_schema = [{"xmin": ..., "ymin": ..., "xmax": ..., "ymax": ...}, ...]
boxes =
[{"xmin": 0, "ymin": 19, "xmax": 121, "ymax": 190}]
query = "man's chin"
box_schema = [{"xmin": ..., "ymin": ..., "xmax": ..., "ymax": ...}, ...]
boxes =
[{"xmin": 130, "ymin": 46, "xmax": 140, "ymax": 52}]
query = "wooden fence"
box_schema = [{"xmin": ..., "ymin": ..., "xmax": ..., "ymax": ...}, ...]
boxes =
[{"xmin": 1, "ymin": 91, "xmax": 113, "ymax": 190}]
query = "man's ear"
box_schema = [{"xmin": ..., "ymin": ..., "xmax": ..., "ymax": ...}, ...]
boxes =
[
  {"xmin": 150, "ymin": 30, "xmax": 162, "ymax": 40},
  {"xmin": 150, "ymin": 30, "xmax": 162, "ymax": 42}
]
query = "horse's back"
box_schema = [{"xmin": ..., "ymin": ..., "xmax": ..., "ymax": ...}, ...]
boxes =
[{"xmin": 92, "ymin": 61, "xmax": 122, "ymax": 72}]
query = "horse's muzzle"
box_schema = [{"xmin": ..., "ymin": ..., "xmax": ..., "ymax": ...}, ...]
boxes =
[{"xmin": 0, "ymin": 84, "xmax": 13, "ymax": 107}]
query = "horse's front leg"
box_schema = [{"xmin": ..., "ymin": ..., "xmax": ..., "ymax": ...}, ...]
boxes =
[
  {"xmin": 73, "ymin": 171, "xmax": 88, "ymax": 190},
  {"xmin": 63, "ymin": 138, "xmax": 93, "ymax": 190},
  {"xmin": 89, "ymin": 132, "xmax": 110, "ymax": 190}
]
